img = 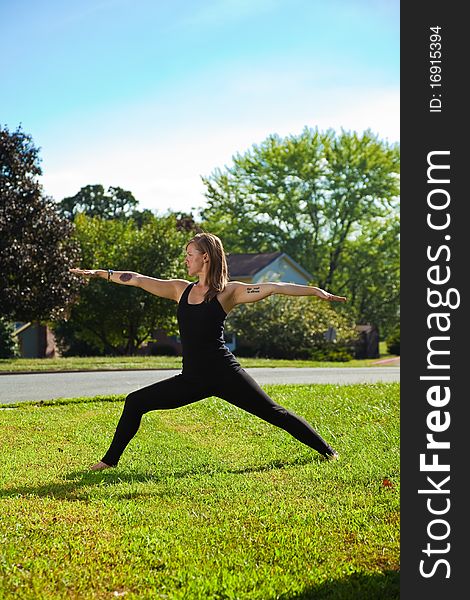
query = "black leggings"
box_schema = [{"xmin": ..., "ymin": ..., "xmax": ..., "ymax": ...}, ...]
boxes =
[{"xmin": 101, "ymin": 368, "xmax": 336, "ymax": 466}]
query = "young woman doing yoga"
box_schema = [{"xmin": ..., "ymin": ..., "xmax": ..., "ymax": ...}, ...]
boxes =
[{"xmin": 70, "ymin": 232, "xmax": 347, "ymax": 470}]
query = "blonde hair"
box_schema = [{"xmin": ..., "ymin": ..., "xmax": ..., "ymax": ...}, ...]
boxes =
[{"xmin": 187, "ymin": 232, "xmax": 228, "ymax": 302}]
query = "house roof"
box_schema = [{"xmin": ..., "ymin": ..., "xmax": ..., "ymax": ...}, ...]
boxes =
[{"xmin": 227, "ymin": 252, "xmax": 283, "ymax": 278}]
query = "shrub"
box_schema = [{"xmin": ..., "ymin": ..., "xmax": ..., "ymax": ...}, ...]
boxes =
[
  {"xmin": 386, "ymin": 326, "xmax": 400, "ymax": 355},
  {"xmin": 227, "ymin": 295, "xmax": 356, "ymax": 360},
  {"xmin": 309, "ymin": 346, "xmax": 354, "ymax": 362},
  {"xmin": 0, "ymin": 319, "xmax": 19, "ymax": 358},
  {"xmin": 149, "ymin": 344, "xmax": 178, "ymax": 356}
]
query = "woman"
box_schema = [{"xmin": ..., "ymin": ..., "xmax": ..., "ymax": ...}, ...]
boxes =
[{"xmin": 70, "ymin": 232, "xmax": 347, "ymax": 471}]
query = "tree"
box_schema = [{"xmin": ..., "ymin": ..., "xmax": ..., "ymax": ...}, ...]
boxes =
[
  {"xmin": 57, "ymin": 184, "xmax": 140, "ymax": 221},
  {"xmin": 174, "ymin": 212, "xmax": 203, "ymax": 233},
  {"xmin": 53, "ymin": 213, "xmax": 188, "ymax": 355},
  {"xmin": 337, "ymin": 217, "xmax": 400, "ymax": 336},
  {"xmin": 200, "ymin": 127, "xmax": 400, "ymax": 332},
  {"xmin": 0, "ymin": 125, "xmax": 81, "ymax": 322}
]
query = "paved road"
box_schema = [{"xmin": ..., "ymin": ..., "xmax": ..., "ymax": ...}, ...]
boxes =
[{"xmin": 0, "ymin": 367, "xmax": 399, "ymax": 405}]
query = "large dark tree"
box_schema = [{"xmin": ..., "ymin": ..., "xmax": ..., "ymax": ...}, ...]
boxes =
[{"xmin": 0, "ymin": 125, "xmax": 81, "ymax": 322}]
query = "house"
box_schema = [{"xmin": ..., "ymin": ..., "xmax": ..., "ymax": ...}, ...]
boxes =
[
  {"xmin": 227, "ymin": 252, "xmax": 313, "ymax": 285},
  {"xmin": 14, "ymin": 322, "xmax": 59, "ymax": 358}
]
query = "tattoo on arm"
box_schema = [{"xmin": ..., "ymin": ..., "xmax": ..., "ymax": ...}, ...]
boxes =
[
  {"xmin": 246, "ymin": 286, "xmax": 260, "ymax": 294},
  {"xmin": 119, "ymin": 273, "xmax": 133, "ymax": 282}
]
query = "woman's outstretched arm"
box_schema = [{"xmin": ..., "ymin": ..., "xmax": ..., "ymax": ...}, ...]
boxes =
[
  {"xmin": 69, "ymin": 269, "xmax": 188, "ymax": 301},
  {"xmin": 227, "ymin": 281, "xmax": 347, "ymax": 306},
  {"xmin": 272, "ymin": 282, "xmax": 347, "ymax": 302}
]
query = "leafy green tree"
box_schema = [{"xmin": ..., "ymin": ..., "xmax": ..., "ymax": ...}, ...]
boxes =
[
  {"xmin": 53, "ymin": 213, "xmax": 188, "ymax": 355},
  {"xmin": 58, "ymin": 184, "xmax": 159, "ymax": 230},
  {"xmin": 0, "ymin": 125, "xmax": 81, "ymax": 322},
  {"xmin": 337, "ymin": 217, "xmax": 400, "ymax": 336},
  {"xmin": 57, "ymin": 184, "xmax": 140, "ymax": 221},
  {"xmin": 201, "ymin": 127, "xmax": 400, "ymax": 332},
  {"xmin": 227, "ymin": 295, "xmax": 357, "ymax": 360}
]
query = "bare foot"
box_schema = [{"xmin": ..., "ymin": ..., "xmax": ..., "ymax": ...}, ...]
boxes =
[
  {"xmin": 90, "ymin": 461, "xmax": 112, "ymax": 471},
  {"xmin": 326, "ymin": 451, "xmax": 340, "ymax": 461}
]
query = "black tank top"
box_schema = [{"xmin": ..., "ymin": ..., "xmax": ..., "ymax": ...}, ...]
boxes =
[{"xmin": 176, "ymin": 282, "xmax": 240, "ymax": 375}]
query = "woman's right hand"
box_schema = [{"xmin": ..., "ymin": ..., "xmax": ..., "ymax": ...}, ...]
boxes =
[{"xmin": 69, "ymin": 268, "xmax": 103, "ymax": 278}]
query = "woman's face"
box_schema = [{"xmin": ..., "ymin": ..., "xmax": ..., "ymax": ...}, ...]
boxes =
[{"xmin": 185, "ymin": 243, "xmax": 207, "ymax": 276}]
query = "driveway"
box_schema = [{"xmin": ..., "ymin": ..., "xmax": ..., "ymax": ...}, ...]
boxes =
[{"xmin": 0, "ymin": 367, "xmax": 400, "ymax": 405}]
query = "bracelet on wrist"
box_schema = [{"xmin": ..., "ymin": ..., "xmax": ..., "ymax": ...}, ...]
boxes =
[{"xmin": 107, "ymin": 269, "xmax": 114, "ymax": 283}]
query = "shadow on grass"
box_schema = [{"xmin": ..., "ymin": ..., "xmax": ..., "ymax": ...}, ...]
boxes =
[
  {"xmin": 282, "ymin": 570, "xmax": 399, "ymax": 600},
  {"xmin": 0, "ymin": 454, "xmax": 319, "ymax": 500}
]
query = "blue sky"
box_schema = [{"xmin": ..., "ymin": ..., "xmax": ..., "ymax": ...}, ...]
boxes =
[{"xmin": 1, "ymin": 0, "xmax": 399, "ymax": 214}]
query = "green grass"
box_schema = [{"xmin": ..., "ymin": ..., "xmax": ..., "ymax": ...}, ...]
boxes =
[
  {"xmin": 0, "ymin": 351, "xmax": 398, "ymax": 373},
  {"xmin": 0, "ymin": 383, "xmax": 399, "ymax": 599}
]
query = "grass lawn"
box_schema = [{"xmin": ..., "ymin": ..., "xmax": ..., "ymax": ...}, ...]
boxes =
[
  {"xmin": 0, "ymin": 342, "xmax": 398, "ymax": 373},
  {"xmin": 0, "ymin": 383, "xmax": 399, "ymax": 599},
  {"xmin": 0, "ymin": 346, "xmax": 398, "ymax": 374}
]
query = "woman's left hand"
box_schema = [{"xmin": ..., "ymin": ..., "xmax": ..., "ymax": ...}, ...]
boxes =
[{"xmin": 319, "ymin": 290, "xmax": 347, "ymax": 302}]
